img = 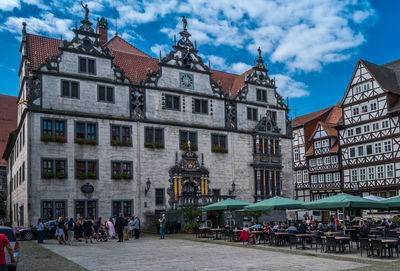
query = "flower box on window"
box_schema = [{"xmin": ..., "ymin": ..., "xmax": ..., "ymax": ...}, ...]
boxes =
[
  {"xmin": 112, "ymin": 174, "xmax": 123, "ymax": 180},
  {"xmin": 77, "ymin": 173, "xmax": 87, "ymax": 180},
  {"xmin": 41, "ymin": 135, "xmax": 66, "ymax": 143},
  {"xmin": 87, "ymin": 172, "xmax": 98, "ymax": 179},
  {"xmin": 144, "ymin": 142, "xmax": 164, "ymax": 149},
  {"xmin": 42, "ymin": 171, "xmax": 55, "ymax": 179},
  {"xmin": 111, "ymin": 140, "xmax": 131, "ymax": 146},
  {"xmin": 74, "ymin": 138, "xmax": 98, "ymax": 145},
  {"xmin": 212, "ymin": 146, "xmax": 228, "ymax": 153},
  {"xmin": 122, "ymin": 174, "xmax": 132, "ymax": 179},
  {"xmin": 56, "ymin": 172, "xmax": 68, "ymax": 179},
  {"xmin": 180, "ymin": 143, "xmax": 198, "ymax": 151}
]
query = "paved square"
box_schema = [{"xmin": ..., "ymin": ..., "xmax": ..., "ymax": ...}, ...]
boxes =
[{"xmin": 42, "ymin": 235, "xmax": 368, "ymax": 271}]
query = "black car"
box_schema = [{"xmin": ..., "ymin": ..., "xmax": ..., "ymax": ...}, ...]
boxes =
[{"xmin": 16, "ymin": 220, "xmax": 57, "ymax": 240}]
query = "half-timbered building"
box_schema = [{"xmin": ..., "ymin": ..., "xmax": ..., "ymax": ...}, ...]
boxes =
[
  {"xmin": 338, "ymin": 59, "xmax": 400, "ymax": 198},
  {"xmin": 2, "ymin": 9, "xmax": 293, "ymax": 227}
]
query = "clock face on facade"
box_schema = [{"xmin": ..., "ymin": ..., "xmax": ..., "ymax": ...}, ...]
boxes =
[{"xmin": 180, "ymin": 73, "xmax": 194, "ymax": 89}]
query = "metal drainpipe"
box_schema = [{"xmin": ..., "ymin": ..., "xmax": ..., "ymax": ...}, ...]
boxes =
[{"xmin": 136, "ymin": 120, "xmax": 142, "ymax": 218}]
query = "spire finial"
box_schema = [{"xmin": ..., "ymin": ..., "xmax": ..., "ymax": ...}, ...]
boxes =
[
  {"xmin": 258, "ymin": 46, "xmax": 262, "ymax": 59},
  {"xmin": 208, "ymin": 60, "xmax": 210, "ymax": 69},
  {"xmin": 182, "ymin": 16, "xmax": 187, "ymax": 31},
  {"xmin": 174, "ymin": 34, "xmax": 176, "ymax": 46},
  {"xmin": 75, "ymin": 20, "xmax": 78, "ymax": 30},
  {"xmin": 159, "ymin": 50, "xmax": 162, "ymax": 61},
  {"xmin": 22, "ymin": 22, "xmax": 27, "ymax": 34}
]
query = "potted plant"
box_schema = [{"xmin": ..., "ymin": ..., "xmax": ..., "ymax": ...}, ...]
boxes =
[
  {"xmin": 211, "ymin": 146, "xmax": 228, "ymax": 153},
  {"xmin": 56, "ymin": 172, "xmax": 67, "ymax": 179},
  {"xmin": 181, "ymin": 204, "xmax": 202, "ymax": 234},
  {"xmin": 77, "ymin": 172, "xmax": 87, "ymax": 180},
  {"xmin": 42, "ymin": 171, "xmax": 54, "ymax": 179}
]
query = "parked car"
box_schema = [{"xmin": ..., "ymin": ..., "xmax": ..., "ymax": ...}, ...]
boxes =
[
  {"xmin": 0, "ymin": 226, "xmax": 19, "ymax": 271},
  {"xmin": 16, "ymin": 220, "xmax": 57, "ymax": 241}
]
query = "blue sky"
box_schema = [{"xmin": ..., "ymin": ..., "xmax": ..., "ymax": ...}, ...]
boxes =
[{"xmin": 0, "ymin": 0, "xmax": 398, "ymax": 117}]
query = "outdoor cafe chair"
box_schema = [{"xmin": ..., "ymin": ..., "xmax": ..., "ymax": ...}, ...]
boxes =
[
  {"xmin": 371, "ymin": 239, "xmax": 385, "ymax": 258},
  {"xmin": 269, "ymin": 231, "xmax": 276, "ymax": 246},
  {"xmin": 388, "ymin": 238, "xmax": 399, "ymax": 257},
  {"xmin": 350, "ymin": 230, "xmax": 359, "ymax": 249},
  {"xmin": 359, "ymin": 238, "xmax": 371, "ymax": 257},
  {"xmin": 311, "ymin": 235, "xmax": 325, "ymax": 252},
  {"xmin": 325, "ymin": 236, "xmax": 337, "ymax": 253},
  {"xmin": 288, "ymin": 234, "xmax": 301, "ymax": 250}
]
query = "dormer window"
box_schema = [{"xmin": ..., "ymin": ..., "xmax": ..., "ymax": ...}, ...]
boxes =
[
  {"xmin": 79, "ymin": 57, "xmax": 96, "ymax": 75},
  {"xmin": 256, "ymin": 89, "xmax": 267, "ymax": 102}
]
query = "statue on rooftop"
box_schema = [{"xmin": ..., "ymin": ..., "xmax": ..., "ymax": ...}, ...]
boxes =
[
  {"xmin": 81, "ymin": 1, "xmax": 89, "ymax": 21},
  {"xmin": 182, "ymin": 16, "xmax": 187, "ymax": 31}
]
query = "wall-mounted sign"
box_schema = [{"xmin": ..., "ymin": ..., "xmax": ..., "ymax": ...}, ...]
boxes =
[{"xmin": 81, "ymin": 183, "xmax": 94, "ymax": 194}]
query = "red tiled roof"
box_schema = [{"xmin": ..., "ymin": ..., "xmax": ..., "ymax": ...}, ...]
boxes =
[
  {"xmin": 24, "ymin": 32, "xmax": 251, "ymax": 97},
  {"xmin": 26, "ymin": 34, "xmax": 60, "ymax": 70},
  {"xmin": 292, "ymin": 105, "xmax": 335, "ymax": 128},
  {"xmin": 326, "ymin": 105, "xmax": 342, "ymax": 125},
  {"xmin": 0, "ymin": 94, "xmax": 17, "ymax": 167},
  {"xmin": 329, "ymin": 143, "xmax": 339, "ymax": 153},
  {"xmin": 105, "ymin": 36, "xmax": 151, "ymax": 57},
  {"xmin": 304, "ymin": 145, "xmax": 314, "ymax": 157}
]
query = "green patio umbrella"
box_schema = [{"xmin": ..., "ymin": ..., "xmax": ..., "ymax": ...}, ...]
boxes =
[
  {"xmin": 304, "ymin": 193, "xmax": 388, "ymax": 210},
  {"xmin": 202, "ymin": 198, "xmax": 250, "ymax": 211},
  {"xmin": 244, "ymin": 196, "xmax": 305, "ymax": 211},
  {"xmin": 383, "ymin": 196, "xmax": 400, "ymax": 209}
]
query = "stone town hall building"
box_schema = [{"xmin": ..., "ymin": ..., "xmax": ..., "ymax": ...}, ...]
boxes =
[{"xmin": 2, "ymin": 10, "xmax": 293, "ymax": 227}]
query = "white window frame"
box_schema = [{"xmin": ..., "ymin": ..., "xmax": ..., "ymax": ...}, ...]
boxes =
[
  {"xmin": 322, "ymin": 139, "xmax": 329, "ymax": 147},
  {"xmin": 351, "ymin": 169, "xmax": 358, "ymax": 182},
  {"xmin": 349, "ymin": 147, "xmax": 356, "ymax": 158},
  {"xmin": 372, "ymin": 122, "xmax": 379, "ymax": 131},
  {"xmin": 357, "ymin": 146, "xmax": 364, "ymax": 157},
  {"xmin": 311, "ymin": 175, "xmax": 317, "ymax": 183},
  {"xmin": 382, "ymin": 120, "xmax": 389, "ymax": 129},
  {"xmin": 384, "ymin": 140, "xmax": 392, "ymax": 152},
  {"xmin": 318, "ymin": 174, "xmax": 324, "ymax": 183},
  {"xmin": 317, "ymin": 158, "xmax": 323, "ymax": 166},
  {"xmin": 353, "ymin": 107, "xmax": 360, "ymax": 116},
  {"xmin": 364, "ymin": 125, "xmax": 370, "ymax": 133},
  {"xmin": 368, "ymin": 167, "xmax": 375, "ymax": 180},
  {"xmin": 376, "ymin": 165, "xmax": 384, "ymax": 179},
  {"xmin": 374, "ymin": 142, "xmax": 382, "ymax": 154},
  {"xmin": 331, "ymin": 155, "xmax": 338, "ymax": 164},
  {"xmin": 314, "ymin": 141, "xmax": 321, "ymax": 149},
  {"xmin": 294, "ymin": 148, "xmax": 300, "ymax": 162},
  {"xmin": 296, "ymin": 171, "xmax": 302, "ymax": 183},
  {"xmin": 359, "ymin": 168, "xmax": 366, "ymax": 181},
  {"xmin": 324, "ymin": 156, "xmax": 330, "ymax": 165},
  {"xmin": 326, "ymin": 173, "xmax": 332, "ymax": 182},
  {"xmin": 334, "ymin": 172, "xmax": 340, "ymax": 182},
  {"xmin": 370, "ymin": 102, "xmax": 377, "ymax": 111},
  {"xmin": 386, "ymin": 164, "xmax": 394, "ymax": 178},
  {"xmin": 303, "ymin": 170, "xmax": 308, "ymax": 182},
  {"xmin": 361, "ymin": 104, "xmax": 368, "ymax": 114},
  {"xmin": 310, "ymin": 159, "xmax": 316, "ymax": 167}
]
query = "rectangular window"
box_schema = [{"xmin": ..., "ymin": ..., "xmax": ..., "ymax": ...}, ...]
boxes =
[
  {"xmin": 334, "ymin": 172, "xmax": 340, "ymax": 182},
  {"xmin": 368, "ymin": 167, "xmax": 375, "ymax": 180},
  {"xmin": 211, "ymin": 134, "xmax": 228, "ymax": 153},
  {"xmin": 370, "ymin": 102, "xmax": 377, "ymax": 111},
  {"xmin": 372, "ymin": 122, "xmax": 379, "ymax": 131},
  {"xmin": 331, "ymin": 155, "xmax": 338, "ymax": 164},
  {"xmin": 347, "ymin": 129, "xmax": 353, "ymax": 137},
  {"xmin": 75, "ymin": 160, "xmax": 98, "ymax": 179},
  {"xmin": 310, "ymin": 159, "xmax": 316, "ymax": 167},
  {"xmin": 317, "ymin": 158, "xmax": 323, "ymax": 166},
  {"xmin": 267, "ymin": 110, "xmax": 277, "ymax": 123},
  {"xmin": 111, "ymin": 125, "xmax": 131, "ymax": 145},
  {"xmin": 384, "ymin": 140, "xmax": 391, "ymax": 152},
  {"xmin": 112, "ymin": 200, "xmax": 133, "ymax": 217},
  {"xmin": 322, "ymin": 139, "xmax": 329, "ymax": 147},
  {"xmin": 144, "ymin": 127, "xmax": 164, "ymax": 148},
  {"xmin": 311, "ymin": 175, "xmax": 317, "ymax": 183},
  {"xmin": 179, "ymin": 130, "xmax": 197, "ymax": 150},
  {"xmin": 359, "ymin": 168, "xmax": 366, "ymax": 181},
  {"xmin": 351, "ymin": 169, "xmax": 358, "ymax": 182},
  {"xmin": 42, "ymin": 201, "xmax": 54, "ymax": 220},
  {"xmin": 79, "ymin": 57, "xmax": 96, "ymax": 74},
  {"xmin": 293, "ymin": 149, "xmax": 300, "ymax": 162},
  {"xmin": 376, "ymin": 165, "xmax": 384, "ymax": 179},
  {"xmin": 61, "ymin": 80, "xmax": 79, "ymax": 98},
  {"xmin": 75, "ymin": 122, "xmax": 97, "ymax": 143},
  {"xmin": 349, "ymin": 147, "xmax": 356, "ymax": 158},
  {"xmin": 165, "ymin": 94, "xmax": 180, "ymax": 111},
  {"xmin": 193, "ymin": 98, "xmax": 208, "ymax": 114},
  {"xmin": 296, "ymin": 171, "xmax": 302, "ymax": 183},
  {"xmin": 355, "ymin": 127, "xmax": 362, "ymax": 134},
  {"xmin": 111, "ymin": 161, "xmax": 133, "ymax": 179},
  {"xmin": 364, "ymin": 125, "xmax": 370, "ymax": 133},
  {"xmin": 374, "ymin": 142, "xmax": 382, "ymax": 154},
  {"xmin": 42, "ymin": 119, "xmax": 66, "ymax": 139},
  {"xmin": 256, "ymin": 89, "xmax": 267, "ymax": 102},
  {"xmin": 324, "ymin": 156, "xmax": 330, "ymax": 165},
  {"xmin": 361, "ymin": 105, "xmax": 368, "ymax": 113},
  {"xmin": 366, "ymin": 144, "xmax": 373, "ymax": 155},
  {"xmin": 247, "ymin": 107, "xmax": 258, "ymax": 121},
  {"xmin": 75, "ymin": 200, "xmax": 97, "ymax": 219},
  {"xmin": 98, "ymin": 85, "xmax": 114, "ymax": 103},
  {"xmin": 42, "ymin": 159, "xmax": 67, "ymax": 179},
  {"xmin": 357, "ymin": 146, "xmax": 364, "ymax": 156},
  {"xmin": 326, "ymin": 173, "xmax": 332, "ymax": 182},
  {"xmin": 155, "ymin": 188, "xmax": 165, "ymax": 205},
  {"xmin": 314, "ymin": 141, "xmax": 321, "ymax": 149},
  {"xmin": 318, "ymin": 174, "xmax": 324, "ymax": 183},
  {"xmin": 382, "ymin": 120, "xmax": 389, "ymax": 129},
  {"xmin": 353, "ymin": 107, "xmax": 359, "ymax": 116},
  {"xmin": 386, "ymin": 164, "xmax": 394, "ymax": 178}
]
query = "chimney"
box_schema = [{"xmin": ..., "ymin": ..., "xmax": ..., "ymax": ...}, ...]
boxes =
[{"xmin": 96, "ymin": 17, "xmax": 108, "ymax": 45}]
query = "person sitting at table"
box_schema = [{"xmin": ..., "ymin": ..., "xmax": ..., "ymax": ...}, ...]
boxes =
[
  {"xmin": 272, "ymin": 222, "xmax": 280, "ymax": 232},
  {"xmin": 298, "ymin": 221, "xmax": 308, "ymax": 234},
  {"xmin": 328, "ymin": 216, "xmax": 335, "ymax": 231},
  {"xmin": 317, "ymin": 223, "xmax": 324, "ymax": 235},
  {"xmin": 263, "ymin": 223, "xmax": 272, "ymax": 233},
  {"xmin": 249, "ymin": 225, "xmax": 262, "ymax": 244},
  {"xmin": 286, "ymin": 223, "xmax": 298, "ymax": 234},
  {"xmin": 240, "ymin": 224, "xmax": 249, "ymax": 243}
]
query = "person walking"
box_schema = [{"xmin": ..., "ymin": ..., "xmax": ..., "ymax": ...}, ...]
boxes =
[
  {"xmin": 123, "ymin": 216, "xmax": 129, "ymax": 241},
  {"xmin": 115, "ymin": 213, "xmax": 125, "ymax": 242},
  {"xmin": 83, "ymin": 217, "xmax": 93, "ymax": 244},
  {"xmin": 107, "ymin": 217, "xmax": 115, "ymax": 239},
  {"xmin": 65, "ymin": 218, "xmax": 75, "ymax": 246},
  {"xmin": 0, "ymin": 232, "xmax": 15, "ymax": 271},
  {"xmin": 133, "ymin": 215, "xmax": 140, "ymax": 240},
  {"xmin": 56, "ymin": 217, "xmax": 66, "ymax": 245},
  {"xmin": 37, "ymin": 218, "xmax": 45, "ymax": 244},
  {"xmin": 158, "ymin": 214, "xmax": 166, "ymax": 239}
]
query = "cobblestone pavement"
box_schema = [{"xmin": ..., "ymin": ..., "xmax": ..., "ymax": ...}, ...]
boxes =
[{"xmin": 41, "ymin": 235, "xmax": 369, "ymax": 271}]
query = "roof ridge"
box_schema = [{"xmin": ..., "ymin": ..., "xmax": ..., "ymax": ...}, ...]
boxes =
[
  {"xmin": 26, "ymin": 33, "xmax": 59, "ymax": 41},
  {"xmin": 105, "ymin": 35, "xmax": 151, "ymax": 57}
]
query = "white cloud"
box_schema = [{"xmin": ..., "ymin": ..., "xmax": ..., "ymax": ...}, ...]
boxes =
[
  {"xmin": 200, "ymin": 54, "xmax": 251, "ymax": 74},
  {"xmin": 0, "ymin": 0, "xmax": 20, "ymax": 11},
  {"xmin": 271, "ymin": 74, "xmax": 309, "ymax": 98},
  {"xmin": 150, "ymin": 43, "xmax": 169, "ymax": 58},
  {"xmin": 2, "ymin": 12, "xmax": 73, "ymax": 40},
  {"xmin": 231, "ymin": 62, "xmax": 251, "ymax": 74}
]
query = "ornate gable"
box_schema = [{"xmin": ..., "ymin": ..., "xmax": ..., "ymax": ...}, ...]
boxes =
[
  {"xmin": 245, "ymin": 47, "xmax": 275, "ymax": 88},
  {"xmin": 255, "ymin": 111, "xmax": 281, "ymax": 134}
]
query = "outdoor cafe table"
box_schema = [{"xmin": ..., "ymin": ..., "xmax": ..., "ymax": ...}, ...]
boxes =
[
  {"xmin": 198, "ymin": 227, "xmax": 211, "ymax": 238},
  {"xmin": 324, "ymin": 232, "xmax": 342, "ymax": 236},
  {"xmin": 321, "ymin": 236, "xmax": 351, "ymax": 253},
  {"xmin": 370, "ymin": 239, "xmax": 399, "ymax": 257},
  {"xmin": 296, "ymin": 234, "xmax": 312, "ymax": 249},
  {"xmin": 211, "ymin": 228, "xmax": 225, "ymax": 240}
]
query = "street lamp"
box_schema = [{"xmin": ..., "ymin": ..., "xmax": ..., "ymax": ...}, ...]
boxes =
[
  {"xmin": 145, "ymin": 178, "xmax": 151, "ymax": 196},
  {"xmin": 229, "ymin": 181, "xmax": 236, "ymax": 195}
]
